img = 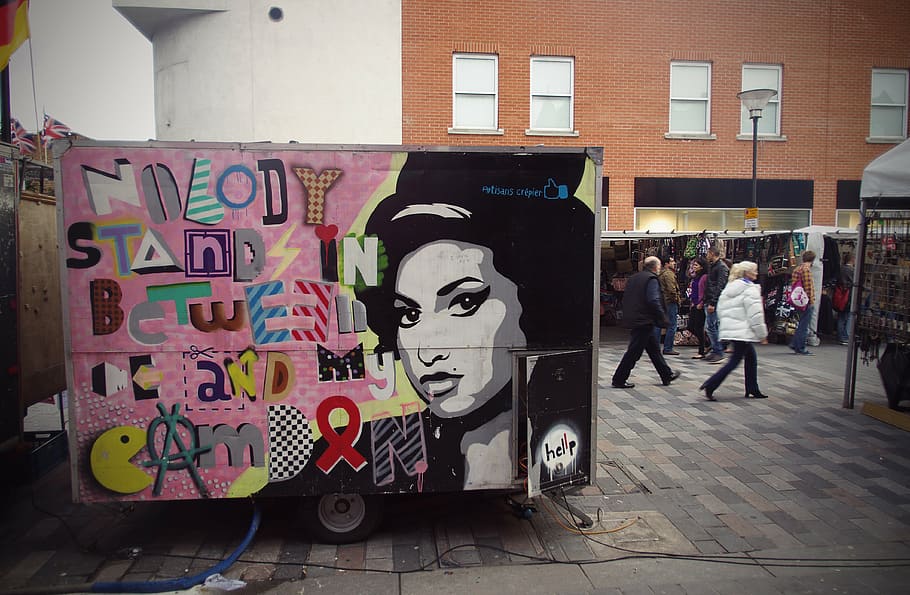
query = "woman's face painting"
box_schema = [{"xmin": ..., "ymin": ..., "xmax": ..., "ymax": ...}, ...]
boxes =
[{"xmin": 393, "ymin": 240, "xmax": 526, "ymax": 418}]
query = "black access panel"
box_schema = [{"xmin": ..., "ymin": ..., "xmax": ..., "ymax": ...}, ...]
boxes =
[{"xmin": 518, "ymin": 349, "xmax": 593, "ymax": 497}]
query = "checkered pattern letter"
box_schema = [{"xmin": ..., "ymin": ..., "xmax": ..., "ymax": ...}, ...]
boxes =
[
  {"xmin": 293, "ymin": 167, "xmax": 342, "ymax": 224},
  {"xmin": 268, "ymin": 404, "xmax": 313, "ymax": 482}
]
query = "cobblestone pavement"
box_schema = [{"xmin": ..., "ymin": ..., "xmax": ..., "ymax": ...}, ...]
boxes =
[{"xmin": 1, "ymin": 331, "xmax": 909, "ymax": 594}]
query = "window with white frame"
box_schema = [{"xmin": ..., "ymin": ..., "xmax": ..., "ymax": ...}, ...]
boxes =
[
  {"xmin": 741, "ymin": 64, "xmax": 781, "ymax": 136},
  {"xmin": 530, "ymin": 56, "xmax": 574, "ymax": 132},
  {"xmin": 452, "ymin": 54, "xmax": 499, "ymax": 131},
  {"xmin": 870, "ymin": 69, "xmax": 908, "ymax": 139},
  {"xmin": 669, "ymin": 62, "xmax": 711, "ymax": 134},
  {"xmin": 636, "ymin": 208, "xmax": 810, "ymax": 232}
]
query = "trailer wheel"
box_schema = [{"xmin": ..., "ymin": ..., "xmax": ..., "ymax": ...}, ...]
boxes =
[{"xmin": 302, "ymin": 493, "xmax": 384, "ymax": 544}]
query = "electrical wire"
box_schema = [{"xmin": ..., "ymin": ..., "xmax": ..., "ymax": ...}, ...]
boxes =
[
  {"xmin": 551, "ymin": 488, "xmax": 910, "ymax": 568},
  {"xmin": 153, "ymin": 541, "xmax": 910, "ymax": 575},
  {"xmin": 540, "ymin": 495, "xmax": 640, "ymax": 536},
  {"xmin": 28, "ymin": 484, "xmax": 133, "ymax": 554},
  {"xmin": 15, "ymin": 486, "xmax": 910, "ymax": 592},
  {"xmin": 91, "ymin": 500, "xmax": 261, "ymax": 593}
]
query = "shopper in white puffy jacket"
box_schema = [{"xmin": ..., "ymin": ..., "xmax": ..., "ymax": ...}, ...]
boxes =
[{"xmin": 699, "ymin": 261, "xmax": 768, "ymax": 401}]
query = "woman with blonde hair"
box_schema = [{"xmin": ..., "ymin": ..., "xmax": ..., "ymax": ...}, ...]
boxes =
[{"xmin": 699, "ymin": 261, "xmax": 768, "ymax": 401}]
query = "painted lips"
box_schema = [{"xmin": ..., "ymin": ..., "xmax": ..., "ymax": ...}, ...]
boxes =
[{"xmin": 418, "ymin": 371, "xmax": 463, "ymax": 399}]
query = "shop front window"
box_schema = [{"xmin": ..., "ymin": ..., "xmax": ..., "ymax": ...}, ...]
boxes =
[
  {"xmin": 836, "ymin": 210, "xmax": 860, "ymax": 229},
  {"xmin": 635, "ymin": 208, "xmax": 810, "ymax": 232}
]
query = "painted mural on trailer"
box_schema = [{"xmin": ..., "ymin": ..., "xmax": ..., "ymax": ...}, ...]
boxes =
[{"xmin": 60, "ymin": 144, "xmax": 596, "ymax": 502}]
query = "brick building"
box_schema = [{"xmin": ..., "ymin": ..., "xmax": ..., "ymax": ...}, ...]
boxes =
[{"xmin": 401, "ymin": 0, "xmax": 910, "ymax": 231}]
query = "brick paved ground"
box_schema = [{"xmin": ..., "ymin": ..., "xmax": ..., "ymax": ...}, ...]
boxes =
[{"xmin": 1, "ymin": 332, "xmax": 909, "ymax": 594}]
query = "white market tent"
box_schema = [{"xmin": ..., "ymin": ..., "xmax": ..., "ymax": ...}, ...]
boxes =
[
  {"xmin": 844, "ymin": 138, "xmax": 910, "ymax": 409},
  {"xmin": 860, "ymin": 138, "xmax": 910, "ymax": 199},
  {"xmin": 794, "ymin": 225, "xmax": 857, "ymax": 239}
]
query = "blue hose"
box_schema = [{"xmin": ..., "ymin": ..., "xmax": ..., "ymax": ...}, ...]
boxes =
[{"xmin": 91, "ymin": 502, "xmax": 262, "ymax": 593}]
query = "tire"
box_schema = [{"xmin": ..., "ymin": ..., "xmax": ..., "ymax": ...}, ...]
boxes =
[{"xmin": 301, "ymin": 493, "xmax": 384, "ymax": 544}]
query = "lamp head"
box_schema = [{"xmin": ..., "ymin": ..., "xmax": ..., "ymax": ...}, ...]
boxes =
[{"xmin": 737, "ymin": 88, "xmax": 777, "ymax": 118}]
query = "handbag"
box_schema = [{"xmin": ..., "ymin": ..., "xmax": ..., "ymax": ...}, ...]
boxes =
[
  {"xmin": 674, "ymin": 329, "xmax": 700, "ymax": 346},
  {"xmin": 787, "ymin": 277, "xmax": 809, "ymax": 310},
  {"xmin": 832, "ymin": 284, "xmax": 850, "ymax": 312}
]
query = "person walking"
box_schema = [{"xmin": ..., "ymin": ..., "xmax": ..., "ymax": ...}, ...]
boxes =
[
  {"xmin": 699, "ymin": 261, "xmax": 769, "ymax": 401},
  {"xmin": 612, "ymin": 256, "xmax": 681, "ymax": 389},
  {"xmin": 836, "ymin": 252, "xmax": 855, "ymax": 345},
  {"xmin": 657, "ymin": 256, "xmax": 681, "ymax": 356},
  {"xmin": 688, "ymin": 257, "xmax": 709, "ymax": 359},
  {"xmin": 789, "ymin": 250, "xmax": 817, "ymax": 355},
  {"xmin": 703, "ymin": 246, "xmax": 730, "ymax": 363}
]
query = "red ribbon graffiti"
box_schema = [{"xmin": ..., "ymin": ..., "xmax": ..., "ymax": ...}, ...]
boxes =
[{"xmin": 315, "ymin": 395, "xmax": 367, "ymax": 473}]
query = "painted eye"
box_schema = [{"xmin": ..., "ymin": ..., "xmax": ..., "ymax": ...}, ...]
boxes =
[
  {"xmin": 396, "ymin": 307, "xmax": 421, "ymax": 329},
  {"xmin": 449, "ymin": 286, "xmax": 491, "ymax": 317}
]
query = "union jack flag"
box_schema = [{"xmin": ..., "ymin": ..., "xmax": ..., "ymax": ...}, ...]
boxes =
[
  {"xmin": 10, "ymin": 118, "xmax": 37, "ymax": 155},
  {"xmin": 42, "ymin": 114, "xmax": 71, "ymax": 141}
]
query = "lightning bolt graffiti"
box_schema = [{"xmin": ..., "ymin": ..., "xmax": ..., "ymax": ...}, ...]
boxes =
[{"xmin": 267, "ymin": 223, "xmax": 301, "ymax": 280}]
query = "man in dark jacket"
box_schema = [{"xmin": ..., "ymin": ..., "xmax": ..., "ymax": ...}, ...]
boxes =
[
  {"xmin": 703, "ymin": 246, "xmax": 730, "ymax": 363},
  {"xmin": 612, "ymin": 256, "xmax": 681, "ymax": 388}
]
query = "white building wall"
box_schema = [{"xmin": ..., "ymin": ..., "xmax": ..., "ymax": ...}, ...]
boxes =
[{"xmin": 116, "ymin": 0, "xmax": 402, "ymax": 144}]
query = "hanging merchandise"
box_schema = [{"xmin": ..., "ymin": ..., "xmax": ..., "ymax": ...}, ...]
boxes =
[
  {"xmin": 698, "ymin": 234, "xmax": 712, "ymax": 258},
  {"xmin": 744, "ymin": 236, "xmax": 758, "ymax": 261},
  {"xmin": 847, "ymin": 209, "xmax": 910, "ymax": 410},
  {"xmin": 821, "ymin": 236, "xmax": 842, "ymax": 286},
  {"xmin": 856, "ymin": 216, "xmax": 910, "ymax": 345},
  {"xmin": 684, "ymin": 236, "xmax": 698, "ymax": 259},
  {"xmin": 763, "ymin": 234, "xmax": 799, "ymax": 341},
  {"xmin": 759, "ymin": 236, "xmax": 773, "ymax": 268},
  {"xmin": 790, "ymin": 233, "xmax": 807, "ymax": 264},
  {"xmin": 877, "ymin": 343, "xmax": 910, "ymax": 410},
  {"xmin": 817, "ymin": 293, "xmax": 835, "ymax": 335}
]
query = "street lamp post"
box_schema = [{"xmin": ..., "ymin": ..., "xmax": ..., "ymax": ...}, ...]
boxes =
[{"xmin": 737, "ymin": 89, "xmax": 777, "ymax": 230}]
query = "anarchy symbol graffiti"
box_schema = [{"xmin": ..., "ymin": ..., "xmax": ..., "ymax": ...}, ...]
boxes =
[{"xmin": 143, "ymin": 402, "xmax": 212, "ymax": 497}]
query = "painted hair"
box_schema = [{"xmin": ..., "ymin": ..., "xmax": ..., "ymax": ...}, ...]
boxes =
[
  {"xmin": 728, "ymin": 260, "xmax": 758, "ymax": 283},
  {"xmin": 356, "ymin": 152, "xmax": 595, "ymax": 356}
]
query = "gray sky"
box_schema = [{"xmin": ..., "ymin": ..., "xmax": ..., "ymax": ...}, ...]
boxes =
[{"xmin": 9, "ymin": 0, "xmax": 155, "ymax": 140}]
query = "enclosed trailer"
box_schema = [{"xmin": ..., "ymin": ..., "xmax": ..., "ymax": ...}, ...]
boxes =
[
  {"xmin": 0, "ymin": 143, "xmax": 67, "ymax": 478},
  {"xmin": 57, "ymin": 141, "xmax": 601, "ymax": 541}
]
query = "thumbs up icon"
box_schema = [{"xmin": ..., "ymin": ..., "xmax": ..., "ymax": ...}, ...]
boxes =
[{"xmin": 544, "ymin": 178, "xmax": 568, "ymax": 200}]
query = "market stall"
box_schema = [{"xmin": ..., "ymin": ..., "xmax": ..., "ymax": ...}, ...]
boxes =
[
  {"xmin": 600, "ymin": 230, "xmax": 811, "ymax": 346},
  {"xmin": 792, "ymin": 225, "xmax": 858, "ymax": 346},
  {"xmin": 843, "ymin": 139, "xmax": 910, "ymax": 413}
]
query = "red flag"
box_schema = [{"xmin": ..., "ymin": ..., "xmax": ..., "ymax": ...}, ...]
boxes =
[{"xmin": 0, "ymin": 0, "xmax": 29, "ymax": 69}]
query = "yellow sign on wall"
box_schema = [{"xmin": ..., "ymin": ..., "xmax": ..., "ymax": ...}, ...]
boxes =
[{"xmin": 744, "ymin": 208, "xmax": 759, "ymax": 229}]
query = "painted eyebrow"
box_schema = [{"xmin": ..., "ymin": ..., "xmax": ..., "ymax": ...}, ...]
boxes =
[
  {"xmin": 393, "ymin": 294, "xmax": 420, "ymax": 308},
  {"xmin": 437, "ymin": 276, "xmax": 483, "ymax": 297}
]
